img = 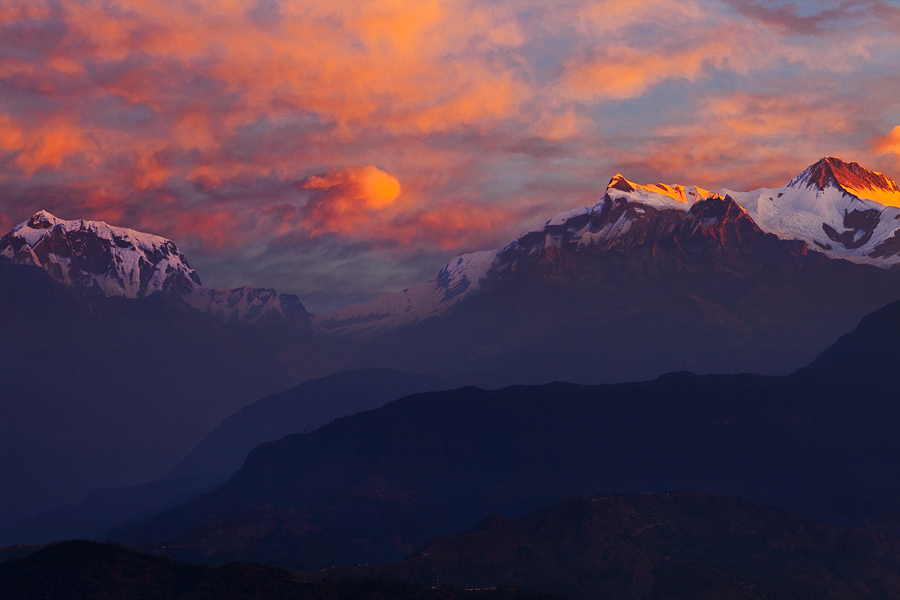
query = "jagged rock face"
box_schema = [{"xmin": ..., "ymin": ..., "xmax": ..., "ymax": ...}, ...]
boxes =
[
  {"xmin": 490, "ymin": 198, "xmax": 682, "ymax": 282},
  {"xmin": 669, "ymin": 195, "xmax": 815, "ymax": 270},
  {"xmin": 0, "ymin": 211, "xmax": 200, "ymax": 298},
  {"xmin": 676, "ymin": 195, "xmax": 760, "ymax": 242},
  {"xmin": 805, "ymin": 156, "xmax": 900, "ymax": 196}
]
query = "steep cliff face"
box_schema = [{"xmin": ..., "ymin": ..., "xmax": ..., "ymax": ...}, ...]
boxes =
[{"xmin": 805, "ymin": 156, "xmax": 900, "ymax": 203}]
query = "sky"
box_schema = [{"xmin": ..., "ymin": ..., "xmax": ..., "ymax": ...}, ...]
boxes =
[{"xmin": 2, "ymin": 0, "xmax": 900, "ymax": 313}]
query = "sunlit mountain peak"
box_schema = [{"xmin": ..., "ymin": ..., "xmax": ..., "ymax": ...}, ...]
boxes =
[
  {"xmin": 605, "ymin": 174, "xmax": 711, "ymax": 209},
  {"xmin": 789, "ymin": 156, "xmax": 900, "ymax": 207}
]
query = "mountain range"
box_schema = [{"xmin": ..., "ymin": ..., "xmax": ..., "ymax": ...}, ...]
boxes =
[
  {"xmin": 0, "ymin": 210, "xmax": 312, "ymax": 327},
  {"xmin": 318, "ymin": 156, "xmax": 900, "ymax": 337},
  {"xmin": 5, "ymin": 157, "xmax": 900, "ymax": 600},
  {"xmin": 314, "ymin": 157, "xmax": 900, "ymax": 386}
]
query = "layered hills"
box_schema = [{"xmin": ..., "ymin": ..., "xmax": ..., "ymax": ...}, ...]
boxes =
[
  {"xmin": 10, "ymin": 493, "xmax": 900, "ymax": 600},
  {"xmin": 110, "ymin": 298, "xmax": 900, "ymax": 570}
]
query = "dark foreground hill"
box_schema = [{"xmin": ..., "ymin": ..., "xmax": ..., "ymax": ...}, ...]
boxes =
[
  {"xmin": 313, "ymin": 491, "xmax": 900, "ymax": 600},
  {"xmin": 0, "ymin": 540, "xmax": 555, "ymax": 600},
  {"xmin": 111, "ymin": 299, "xmax": 900, "ymax": 570}
]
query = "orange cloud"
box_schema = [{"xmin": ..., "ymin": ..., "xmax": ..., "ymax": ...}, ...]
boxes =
[
  {"xmin": 610, "ymin": 92, "xmax": 865, "ymax": 190},
  {"xmin": 3, "ymin": 119, "xmax": 95, "ymax": 176},
  {"xmin": 301, "ymin": 166, "xmax": 403, "ymax": 235},
  {"xmin": 565, "ymin": 43, "xmax": 730, "ymax": 100},
  {"xmin": 873, "ymin": 126, "xmax": 900, "ymax": 157}
]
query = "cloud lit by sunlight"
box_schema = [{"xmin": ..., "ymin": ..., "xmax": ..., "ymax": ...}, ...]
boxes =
[{"xmin": 873, "ymin": 126, "xmax": 900, "ymax": 158}]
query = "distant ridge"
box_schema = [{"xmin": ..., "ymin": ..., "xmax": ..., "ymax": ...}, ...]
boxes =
[{"xmin": 109, "ymin": 300, "xmax": 900, "ymax": 570}]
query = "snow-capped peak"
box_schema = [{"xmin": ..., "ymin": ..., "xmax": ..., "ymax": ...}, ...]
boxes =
[
  {"xmin": 726, "ymin": 157, "xmax": 900, "ymax": 265},
  {"xmin": 314, "ymin": 176, "xmax": 716, "ymax": 335},
  {"xmin": 316, "ymin": 157, "xmax": 900, "ymax": 336},
  {"xmin": 789, "ymin": 157, "xmax": 900, "ymax": 207},
  {"xmin": 0, "ymin": 210, "xmax": 201, "ymax": 298}
]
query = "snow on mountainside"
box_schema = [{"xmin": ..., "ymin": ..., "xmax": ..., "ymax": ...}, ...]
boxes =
[
  {"xmin": 0, "ymin": 210, "xmax": 200, "ymax": 297},
  {"xmin": 315, "ymin": 250, "xmax": 495, "ymax": 333},
  {"xmin": 726, "ymin": 157, "xmax": 900, "ymax": 264},
  {"xmin": 315, "ymin": 157, "xmax": 900, "ymax": 335},
  {"xmin": 0, "ymin": 211, "xmax": 310, "ymax": 327}
]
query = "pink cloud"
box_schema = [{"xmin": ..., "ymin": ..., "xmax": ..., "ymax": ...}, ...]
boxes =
[{"xmin": 873, "ymin": 126, "xmax": 900, "ymax": 157}]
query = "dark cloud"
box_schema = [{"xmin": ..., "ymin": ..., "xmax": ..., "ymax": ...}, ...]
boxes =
[{"xmin": 724, "ymin": 0, "xmax": 900, "ymax": 35}]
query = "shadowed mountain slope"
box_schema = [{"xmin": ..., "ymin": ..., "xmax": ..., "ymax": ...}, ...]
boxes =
[{"xmin": 319, "ymin": 194, "xmax": 900, "ymax": 387}]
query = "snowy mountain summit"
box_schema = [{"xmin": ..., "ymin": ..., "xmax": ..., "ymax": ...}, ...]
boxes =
[
  {"xmin": 0, "ymin": 210, "xmax": 200, "ymax": 297},
  {"xmin": 0, "ymin": 211, "xmax": 310, "ymax": 327},
  {"xmin": 315, "ymin": 157, "xmax": 900, "ymax": 335}
]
